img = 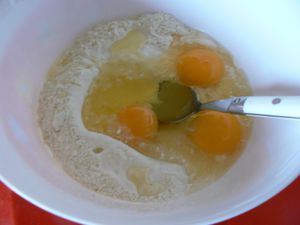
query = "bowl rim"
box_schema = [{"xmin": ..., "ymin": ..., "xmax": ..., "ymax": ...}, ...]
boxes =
[{"xmin": 1, "ymin": 167, "xmax": 299, "ymax": 225}]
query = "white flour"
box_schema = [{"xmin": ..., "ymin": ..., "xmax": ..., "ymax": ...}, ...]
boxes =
[{"xmin": 38, "ymin": 13, "xmax": 225, "ymax": 201}]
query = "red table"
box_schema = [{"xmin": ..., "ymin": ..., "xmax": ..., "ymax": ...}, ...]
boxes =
[{"xmin": 1, "ymin": 177, "xmax": 299, "ymax": 225}]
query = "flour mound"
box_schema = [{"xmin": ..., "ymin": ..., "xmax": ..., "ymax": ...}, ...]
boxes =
[{"xmin": 38, "ymin": 13, "xmax": 220, "ymax": 201}]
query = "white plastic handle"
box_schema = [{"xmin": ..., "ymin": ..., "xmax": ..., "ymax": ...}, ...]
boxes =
[{"xmin": 228, "ymin": 96, "xmax": 300, "ymax": 119}]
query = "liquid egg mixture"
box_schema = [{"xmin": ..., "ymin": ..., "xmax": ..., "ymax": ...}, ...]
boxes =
[
  {"xmin": 82, "ymin": 30, "xmax": 252, "ymax": 192},
  {"xmin": 39, "ymin": 13, "xmax": 252, "ymax": 201}
]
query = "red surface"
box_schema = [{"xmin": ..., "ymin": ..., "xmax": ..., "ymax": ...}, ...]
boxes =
[
  {"xmin": 0, "ymin": 177, "xmax": 300, "ymax": 225},
  {"xmin": 0, "ymin": 182, "xmax": 14, "ymax": 225}
]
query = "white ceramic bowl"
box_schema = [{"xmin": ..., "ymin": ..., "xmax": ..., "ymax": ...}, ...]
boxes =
[{"xmin": 1, "ymin": 1, "xmax": 300, "ymax": 225}]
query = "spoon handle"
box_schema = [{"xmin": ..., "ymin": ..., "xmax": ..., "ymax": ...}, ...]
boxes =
[
  {"xmin": 201, "ymin": 96, "xmax": 300, "ymax": 119},
  {"xmin": 226, "ymin": 96, "xmax": 300, "ymax": 119}
]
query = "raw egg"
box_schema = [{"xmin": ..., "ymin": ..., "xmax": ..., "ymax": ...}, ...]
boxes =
[
  {"xmin": 117, "ymin": 106, "xmax": 158, "ymax": 139},
  {"xmin": 176, "ymin": 49, "xmax": 224, "ymax": 87},
  {"xmin": 188, "ymin": 111, "xmax": 242, "ymax": 154}
]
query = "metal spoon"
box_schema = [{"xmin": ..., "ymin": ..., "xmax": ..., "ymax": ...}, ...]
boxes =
[{"xmin": 152, "ymin": 81, "xmax": 300, "ymax": 123}]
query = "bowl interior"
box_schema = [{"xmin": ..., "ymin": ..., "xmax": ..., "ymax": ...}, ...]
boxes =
[{"xmin": 1, "ymin": 1, "xmax": 300, "ymax": 225}]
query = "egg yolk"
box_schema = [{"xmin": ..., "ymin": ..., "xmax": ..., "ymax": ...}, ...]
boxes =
[
  {"xmin": 117, "ymin": 106, "xmax": 158, "ymax": 139},
  {"xmin": 188, "ymin": 111, "xmax": 242, "ymax": 154},
  {"xmin": 176, "ymin": 49, "xmax": 224, "ymax": 87}
]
